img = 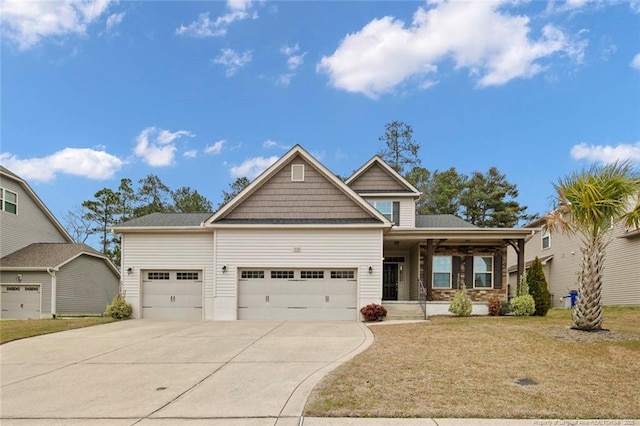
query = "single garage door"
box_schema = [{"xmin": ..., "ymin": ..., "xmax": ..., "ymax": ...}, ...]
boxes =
[
  {"xmin": 1, "ymin": 284, "xmax": 41, "ymax": 319},
  {"xmin": 141, "ymin": 271, "xmax": 202, "ymax": 319},
  {"xmin": 238, "ymin": 268, "xmax": 357, "ymax": 320}
]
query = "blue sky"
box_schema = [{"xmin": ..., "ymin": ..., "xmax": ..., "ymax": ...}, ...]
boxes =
[{"xmin": 2, "ymin": 0, "xmax": 639, "ymax": 228}]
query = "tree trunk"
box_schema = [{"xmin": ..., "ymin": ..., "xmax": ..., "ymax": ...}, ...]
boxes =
[{"xmin": 572, "ymin": 236, "xmax": 606, "ymax": 331}]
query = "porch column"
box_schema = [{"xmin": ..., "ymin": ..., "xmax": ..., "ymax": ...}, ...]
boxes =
[
  {"xmin": 425, "ymin": 239, "xmax": 433, "ymax": 301},
  {"xmin": 517, "ymin": 238, "xmax": 525, "ymax": 292}
]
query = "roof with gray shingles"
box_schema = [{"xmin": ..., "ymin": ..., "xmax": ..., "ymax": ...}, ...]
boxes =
[
  {"xmin": 415, "ymin": 214, "xmax": 476, "ymax": 228},
  {"xmin": 115, "ymin": 212, "xmax": 213, "ymax": 227},
  {"xmin": 0, "ymin": 243, "xmax": 106, "ymax": 268},
  {"xmin": 215, "ymin": 218, "xmax": 382, "ymax": 225}
]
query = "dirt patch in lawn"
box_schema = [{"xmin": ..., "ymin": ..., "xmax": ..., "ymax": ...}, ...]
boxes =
[
  {"xmin": 304, "ymin": 307, "xmax": 640, "ymax": 419},
  {"xmin": 545, "ymin": 326, "xmax": 640, "ymax": 343}
]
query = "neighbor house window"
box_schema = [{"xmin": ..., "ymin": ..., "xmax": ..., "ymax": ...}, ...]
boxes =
[
  {"xmin": 432, "ymin": 256, "xmax": 452, "ymax": 288},
  {"xmin": 1, "ymin": 188, "xmax": 17, "ymax": 214},
  {"xmin": 541, "ymin": 231, "xmax": 551, "ymax": 250},
  {"xmin": 368, "ymin": 201, "xmax": 392, "ymax": 221},
  {"xmin": 473, "ymin": 256, "xmax": 493, "ymax": 288}
]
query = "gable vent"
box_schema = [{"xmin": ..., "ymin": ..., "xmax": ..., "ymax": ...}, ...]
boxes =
[{"xmin": 291, "ymin": 164, "xmax": 305, "ymax": 182}]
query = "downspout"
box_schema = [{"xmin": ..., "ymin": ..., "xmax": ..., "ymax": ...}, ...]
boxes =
[{"xmin": 47, "ymin": 267, "xmax": 57, "ymax": 318}]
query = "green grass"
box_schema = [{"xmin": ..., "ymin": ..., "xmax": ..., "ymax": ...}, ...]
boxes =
[
  {"xmin": 0, "ymin": 317, "xmax": 117, "ymax": 345},
  {"xmin": 305, "ymin": 307, "xmax": 640, "ymax": 419}
]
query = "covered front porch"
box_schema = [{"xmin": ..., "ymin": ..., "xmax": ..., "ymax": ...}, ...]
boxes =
[{"xmin": 381, "ymin": 227, "xmax": 534, "ymax": 316}]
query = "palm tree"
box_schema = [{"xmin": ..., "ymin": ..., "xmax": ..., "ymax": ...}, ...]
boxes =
[{"xmin": 545, "ymin": 161, "xmax": 640, "ymax": 331}]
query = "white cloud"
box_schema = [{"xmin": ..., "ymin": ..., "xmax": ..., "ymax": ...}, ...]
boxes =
[
  {"xmin": 632, "ymin": 0, "xmax": 640, "ymax": 13},
  {"xmin": 205, "ymin": 140, "xmax": 225, "ymax": 154},
  {"xmin": 262, "ymin": 139, "xmax": 289, "ymax": 150},
  {"xmin": 183, "ymin": 150, "xmax": 197, "ymax": 158},
  {"xmin": 570, "ymin": 142, "xmax": 640, "ymax": 164},
  {"xmin": 230, "ymin": 156, "xmax": 278, "ymax": 179},
  {"xmin": 287, "ymin": 53, "xmax": 306, "ymax": 71},
  {"xmin": 0, "ymin": 148, "xmax": 123, "ymax": 182},
  {"xmin": 105, "ymin": 12, "xmax": 125, "ymax": 34},
  {"xmin": 212, "ymin": 48, "xmax": 252, "ymax": 77},
  {"xmin": 0, "ymin": 0, "xmax": 114, "ymax": 50},
  {"xmin": 631, "ymin": 53, "xmax": 640, "ymax": 71},
  {"xmin": 280, "ymin": 43, "xmax": 299, "ymax": 56},
  {"xmin": 134, "ymin": 127, "xmax": 194, "ymax": 167},
  {"xmin": 176, "ymin": 0, "xmax": 258, "ymax": 37},
  {"xmin": 276, "ymin": 73, "xmax": 294, "ymax": 87},
  {"xmin": 317, "ymin": 1, "xmax": 586, "ymax": 98}
]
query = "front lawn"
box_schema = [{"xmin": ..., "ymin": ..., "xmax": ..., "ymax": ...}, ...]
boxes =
[
  {"xmin": 0, "ymin": 317, "xmax": 116, "ymax": 345},
  {"xmin": 305, "ymin": 307, "xmax": 640, "ymax": 419}
]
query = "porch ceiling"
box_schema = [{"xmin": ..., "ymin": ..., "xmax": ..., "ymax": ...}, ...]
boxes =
[{"xmin": 384, "ymin": 227, "xmax": 537, "ymax": 250}]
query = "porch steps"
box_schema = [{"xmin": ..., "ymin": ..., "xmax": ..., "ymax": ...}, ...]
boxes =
[{"xmin": 382, "ymin": 302, "xmax": 426, "ymax": 321}]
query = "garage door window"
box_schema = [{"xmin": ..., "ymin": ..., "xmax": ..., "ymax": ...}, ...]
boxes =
[
  {"xmin": 301, "ymin": 271, "xmax": 324, "ymax": 279},
  {"xmin": 177, "ymin": 272, "xmax": 199, "ymax": 280},
  {"xmin": 241, "ymin": 270, "xmax": 265, "ymax": 279},
  {"xmin": 331, "ymin": 270, "xmax": 355, "ymax": 279},
  {"xmin": 271, "ymin": 270, "xmax": 294, "ymax": 279},
  {"xmin": 148, "ymin": 272, "xmax": 170, "ymax": 280}
]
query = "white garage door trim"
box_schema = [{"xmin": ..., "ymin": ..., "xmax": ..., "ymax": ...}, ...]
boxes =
[
  {"xmin": 141, "ymin": 270, "xmax": 203, "ymax": 319},
  {"xmin": 237, "ymin": 268, "xmax": 358, "ymax": 320},
  {"xmin": 1, "ymin": 283, "xmax": 42, "ymax": 319}
]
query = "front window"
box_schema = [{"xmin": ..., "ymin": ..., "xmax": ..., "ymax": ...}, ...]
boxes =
[
  {"xmin": 432, "ymin": 256, "xmax": 452, "ymax": 288},
  {"xmin": 368, "ymin": 201, "xmax": 392, "ymax": 221},
  {"xmin": 473, "ymin": 256, "xmax": 493, "ymax": 288}
]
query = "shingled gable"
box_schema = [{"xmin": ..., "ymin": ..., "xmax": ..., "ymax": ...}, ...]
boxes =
[
  {"xmin": 345, "ymin": 156, "xmax": 421, "ymax": 196},
  {"xmin": 206, "ymin": 145, "xmax": 390, "ymax": 226}
]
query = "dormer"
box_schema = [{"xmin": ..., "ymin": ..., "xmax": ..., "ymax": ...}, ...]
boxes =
[{"xmin": 346, "ymin": 156, "xmax": 421, "ymax": 228}]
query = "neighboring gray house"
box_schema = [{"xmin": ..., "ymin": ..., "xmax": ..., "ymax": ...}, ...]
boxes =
[
  {"xmin": 0, "ymin": 166, "xmax": 120, "ymax": 318},
  {"xmin": 113, "ymin": 145, "xmax": 533, "ymax": 321},
  {"xmin": 507, "ymin": 214, "xmax": 640, "ymax": 307}
]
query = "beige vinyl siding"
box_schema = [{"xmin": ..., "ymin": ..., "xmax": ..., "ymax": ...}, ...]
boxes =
[
  {"xmin": 1, "ymin": 271, "xmax": 52, "ymax": 315},
  {"xmin": 508, "ymin": 222, "xmax": 640, "ymax": 306},
  {"xmin": 348, "ymin": 163, "xmax": 407, "ymax": 192},
  {"xmin": 226, "ymin": 155, "xmax": 371, "ymax": 220},
  {"xmin": 121, "ymin": 232, "xmax": 214, "ymax": 318},
  {"xmin": 215, "ymin": 228, "xmax": 383, "ymax": 309},
  {"xmin": 0, "ymin": 177, "xmax": 69, "ymax": 258},
  {"xmin": 601, "ymin": 222, "xmax": 640, "ymax": 305},
  {"xmin": 56, "ymin": 255, "xmax": 119, "ymax": 315}
]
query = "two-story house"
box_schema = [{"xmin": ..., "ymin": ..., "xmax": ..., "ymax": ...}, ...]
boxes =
[
  {"xmin": 0, "ymin": 166, "xmax": 120, "ymax": 318},
  {"xmin": 113, "ymin": 145, "xmax": 533, "ymax": 320},
  {"xmin": 507, "ymin": 213, "xmax": 640, "ymax": 307}
]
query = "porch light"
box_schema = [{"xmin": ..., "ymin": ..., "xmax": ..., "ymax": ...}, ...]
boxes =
[
  {"xmin": 126, "ymin": 267, "xmax": 133, "ymax": 275},
  {"xmin": 222, "ymin": 265, "xmax": 227, "ymax": 273},
  {"xmin": 368, "ymin": 266, "xmax": 373, "ymax": 274}
]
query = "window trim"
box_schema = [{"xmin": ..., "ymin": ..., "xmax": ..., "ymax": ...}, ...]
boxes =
[
  {"xmin": 473, "ymin": 255, "xmax": 493, "ymax": 289},
  {"xmin": 291, "ymin": 164, "xmax": 305, "ymax": 182},
  {"xmin": 432, "ymin": 255, "xmax": 452, "ymax": 289},
  {"xmin": 368, "ymin": 200, "xmax": 393, "ymax": 221}
]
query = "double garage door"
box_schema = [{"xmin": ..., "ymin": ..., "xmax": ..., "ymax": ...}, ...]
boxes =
[
  {"xmin": 238, "ymin": 268, "xmax": 358, "ymax": 320},
  {"xmin": 141, "ymin": 271, "xmax": 202, "ymax": 319},
  {"xmin": 1, "ymin": 284, "xmax": 41, "ymax": 319}
]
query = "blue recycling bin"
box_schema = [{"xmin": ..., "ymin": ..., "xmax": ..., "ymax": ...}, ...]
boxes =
[{"xmin": 569, "ymin": 290, "xmax": 578, "ymax": 307}]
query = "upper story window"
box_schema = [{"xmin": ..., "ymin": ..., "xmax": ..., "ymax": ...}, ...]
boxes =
[
  {"xmin": 541, "ymin": 231, "xmax": 551, "ymax": 250},
  {"xmin": 1, "ymin": 188, "xmax": 17, "ymax": 214}
]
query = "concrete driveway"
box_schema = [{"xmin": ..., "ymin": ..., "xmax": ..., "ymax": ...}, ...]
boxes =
[{"xmin": 0, "ymin": 320, "xmax": 373, "ymax": 425}]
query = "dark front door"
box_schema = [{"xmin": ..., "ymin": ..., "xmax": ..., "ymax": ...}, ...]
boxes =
[{"xmin": 382, "ymin": 263, "xmax": 398, "ymax": 301}]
